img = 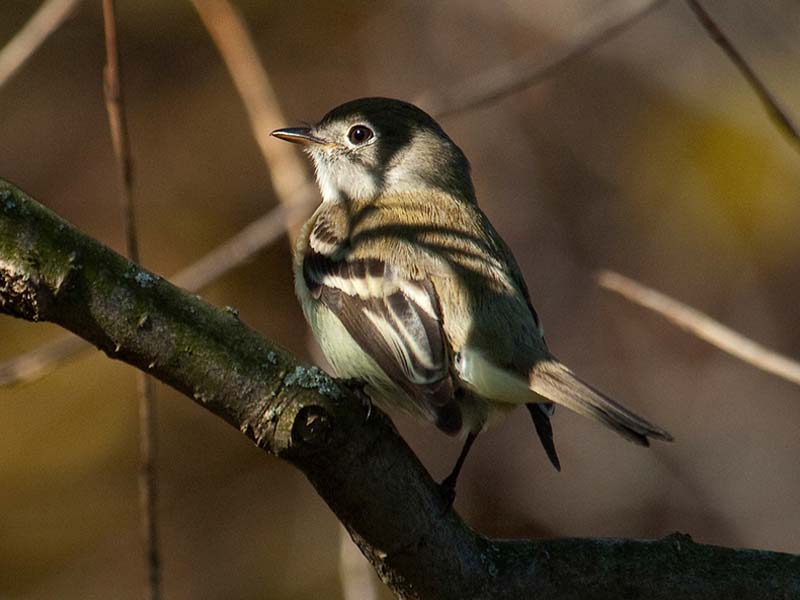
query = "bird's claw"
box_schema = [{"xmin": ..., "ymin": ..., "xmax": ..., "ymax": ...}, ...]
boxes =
[{"xmin": 340, "ymin": 378, "xmax": 373, "ymax": 420}]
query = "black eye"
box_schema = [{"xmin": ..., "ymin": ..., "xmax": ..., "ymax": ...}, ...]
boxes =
[{"xmin": 347, "ymin": 125, "xmax": 373, "ymax": 145}]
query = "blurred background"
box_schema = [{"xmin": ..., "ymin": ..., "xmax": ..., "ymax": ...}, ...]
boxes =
[{"xmin": 1, "ymin": 0, "xmax": 799, "ymax": 598}]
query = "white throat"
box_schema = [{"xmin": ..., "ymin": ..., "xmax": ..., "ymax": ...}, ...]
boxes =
[{"xmin": 311, "ymin": 149, "xmax": 381, "ymax": 203}]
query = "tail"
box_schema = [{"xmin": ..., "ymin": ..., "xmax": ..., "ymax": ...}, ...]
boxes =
[
  {"xmin": 529, "ymin": 359, "xmax": 673, "ymax": 445},
  {"xmin": 526, "ymin": 403, "xmax": 561, "ymax": 471}
]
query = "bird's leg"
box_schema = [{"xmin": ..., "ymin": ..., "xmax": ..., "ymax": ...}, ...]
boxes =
[
  {"xmin": 439, "ymin": 431, "xmax": 478, "ymax": 508},
  {"xmin": 340, "ymin": 377, "xmax": 373, "ymax": 420}
]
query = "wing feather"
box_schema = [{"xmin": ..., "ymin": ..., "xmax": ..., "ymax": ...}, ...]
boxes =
[{"xmin": 303, "ymin": 249, "xmax": 460, "ymax": 432}]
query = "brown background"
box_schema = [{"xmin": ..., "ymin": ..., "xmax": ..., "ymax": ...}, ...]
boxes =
[{"xmin": 1, "ymin": 0, "xmax": 799, "ymax": 598}]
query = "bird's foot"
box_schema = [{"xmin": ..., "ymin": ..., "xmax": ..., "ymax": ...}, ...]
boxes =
[
  {"xmin": 340, "ymin": 377, "xmax": 373, "ymax": 420},
  {"xmin": 435, "ymin": 431, "xmax": 477, "ymax": 513},
  {"xmin": 437, "ymin": 475, "xmax": 458, "ymax": 513}
]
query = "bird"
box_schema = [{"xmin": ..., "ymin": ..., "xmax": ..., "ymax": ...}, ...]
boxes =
[{"xmin": 271, "ymin": 97, "xmax": 672, "ymax": 498}]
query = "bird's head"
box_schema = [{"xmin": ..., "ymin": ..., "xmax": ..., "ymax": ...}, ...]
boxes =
[{"xmin": 271, "ymin": 97, "xmax": 475, "ymax": 204}]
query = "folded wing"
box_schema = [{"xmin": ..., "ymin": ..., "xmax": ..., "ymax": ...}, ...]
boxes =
[{"xmin": 303, "ymin": 249, "xmax": 461, "ymax": 433}]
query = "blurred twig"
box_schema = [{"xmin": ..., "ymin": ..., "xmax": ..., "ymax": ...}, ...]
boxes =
[
  {"xmin": 0, "ymin": 335, "xmax": 88, "ymax": 386},
  {"xmin": 102, "ymin": 0, "xmax": 137, "ymax": 259},
  {"xmin": 190, "ymin": 0, "xmax": 310, "ymax": 234},
  {"xmin": 101, "ymin": 1, "xmax": 160, "ymax": 598},
  {"xmin": 0, "ymin": 0, "xmax": 83, "ymax": 89},
  {"xmin": 170, "ymin": 194, "xmax": 313, "ymax": 289},
  {"xmin": 598, "ymin": 271, "xmax": 800, "ymax": 387},
  {"xmin": 685, "ymin": 0, "xmax": 800, "ymax": 151},
  {"xmin": 422, "ymin": 0, "xmax": 668, "ymax": 118}
]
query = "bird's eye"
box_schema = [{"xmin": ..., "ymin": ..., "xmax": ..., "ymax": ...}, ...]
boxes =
[{"xmin": 347, "ymin": 125, "xmax": 373, "ymax": 145}]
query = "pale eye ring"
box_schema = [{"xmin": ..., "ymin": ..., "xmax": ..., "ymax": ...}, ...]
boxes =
[{"xmin": 347, "ymin": 124, "xmax": 373, "ymax": 145}]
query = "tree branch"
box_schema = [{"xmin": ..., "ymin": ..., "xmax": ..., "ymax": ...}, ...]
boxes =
[
  {"xmin": 2, "ymin": 184, "xmax": 798, "ymax": 598},
  {"xmin": 0, "ymin": 193, "xmax": 313, "ymax": 387}
]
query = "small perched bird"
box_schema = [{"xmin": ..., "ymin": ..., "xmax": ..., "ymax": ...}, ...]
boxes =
[{"xmin": 272, "ymin": 97, "xmax": 671, "ymax": 496}]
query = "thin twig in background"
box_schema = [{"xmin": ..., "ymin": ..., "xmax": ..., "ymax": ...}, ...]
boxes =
[
  {"xmin": 170, "ymin": 192, "xmax": 314, "ymax": 289},
  {"xmin": 190, "ymin": 0, "xmax": 310, "ymax": 237},
  {"xmin": 101, "ymin": 1, "xmax": 160, "ymax": 599},
  {"xmin": 0, "ymin": 0, "xmax": 83, "ymax": 89},
  {"xmin": 102, "ymin": 0, "xmax": 137, "ymax": 258},
  {"xmin": 422, "ymin": 0, "xmax": 668, "ymax": 118},
  {"xmin": 0, "ymin": 335, "xmax": 88, "ymax": 386},
  {"xmin": 598, "ymin": 270, "xmax": 800, "ymax": 387},
  {"xmin": 685, "ymin": 0, "xmax": 800, "ymax": 150}
]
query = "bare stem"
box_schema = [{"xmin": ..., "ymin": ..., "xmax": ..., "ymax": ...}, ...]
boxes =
[
  {"xmin": 597, "ymin": 270, "xmax": 800, "ymax": 387},
  {"xmin": 422, "ymin": 0, "xmax": 668, "ymax": 118},
  {"xmin": 0, "ymin": 0, "xmax": 83, "ymax": 89},
  {"xmin": 685, "ymin": 0, "xmax": 800, "ymax": 150},
  {"xmin": 190, "ymin": 0, "xmax": 310, "ymax": 232},
  {"xmin": 101, "ymin": 1, "xmax": 160, "ymax": 597},
  {"xmin": 0, "ymin": 334, "xmax": 89, "ymax": 386}
]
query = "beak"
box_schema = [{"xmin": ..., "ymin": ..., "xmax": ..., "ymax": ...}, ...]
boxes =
[{"xmin": 270, "ymin": 127, "xmax": 325, "ymax": 146}]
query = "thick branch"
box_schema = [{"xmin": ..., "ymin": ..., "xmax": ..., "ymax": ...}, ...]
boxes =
[
  {"xmin": 1, "ymin": 179, "xmax": 798, "ymax": 599},
  {"xmin": 0, "ymin": 192, "xmax": 313, "ymax": 387}
]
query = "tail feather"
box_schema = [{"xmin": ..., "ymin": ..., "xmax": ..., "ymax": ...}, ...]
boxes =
[
  {"xmin": 529, "ymin": 360, "xmax": 673, "ymax": 445},
  {"xmin": 526, "ymin": 404, "xmax": 561, "ymax": 471}
]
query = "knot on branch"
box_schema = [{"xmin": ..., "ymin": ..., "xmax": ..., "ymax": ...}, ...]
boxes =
[
  {"xmin": 252, "ymin": 364, "xmax": 346, "ymax": 456},
  {"xmin": 0, "ymin": 268, "xmax": 54, "ymax": 321},
  {"xmin": 0, "ymin": 185, "xmax": 80, "ymax": 321},
  {"xmin": 292, "ymin": 404, "xmax": 334, "ymax": 448},
  {"xmin": 664, "ymin": 531, "xmax": 695, "ymax": 552}
]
